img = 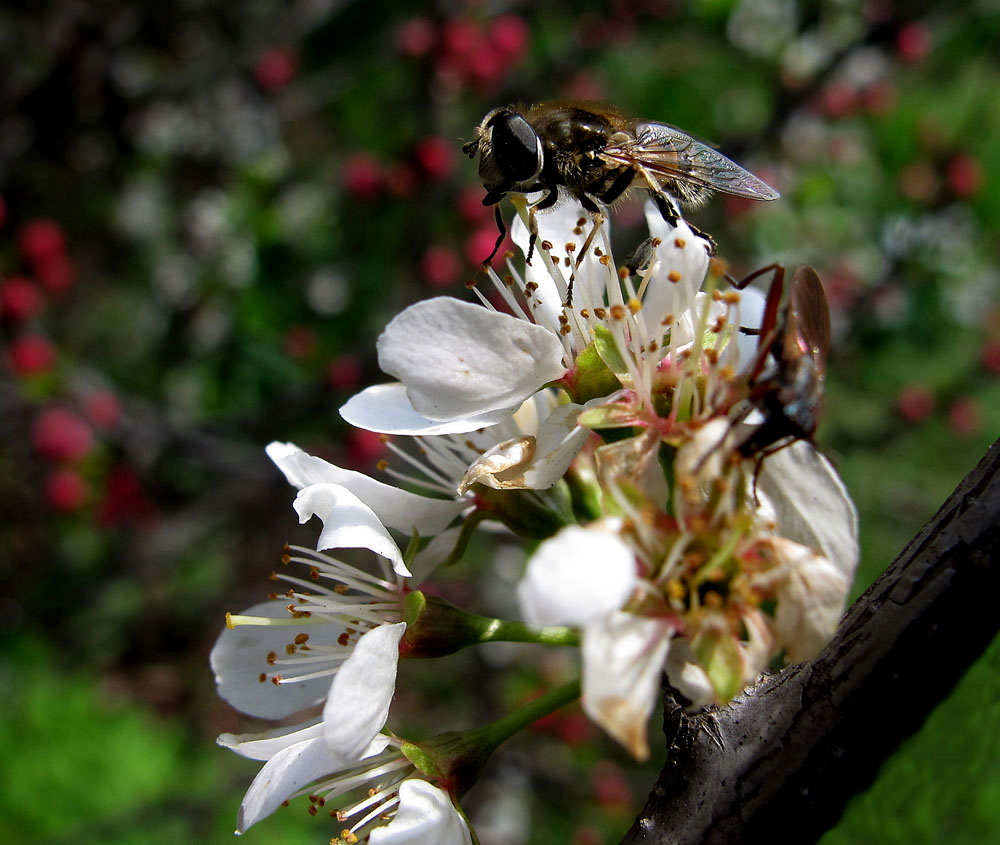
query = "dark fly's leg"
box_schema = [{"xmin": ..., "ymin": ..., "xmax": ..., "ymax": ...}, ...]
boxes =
[
  {"xmin": 728, "ymin": 264, "xmax": 784, "ymax": 384},
  {"xmin": 691, "ymin": 264, "xmax": 785, "ymax": 477}
]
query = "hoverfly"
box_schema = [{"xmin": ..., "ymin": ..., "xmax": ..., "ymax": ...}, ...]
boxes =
[
  {"xmin": 463, "ymin": 101, "xmax": 780, "ymax": 272},
  {"xmin": 731, "ymin": 264, "xmax": 831, "ymax": 466}
]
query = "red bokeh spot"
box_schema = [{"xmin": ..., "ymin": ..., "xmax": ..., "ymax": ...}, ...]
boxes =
[
  {"xmin": 342, "ymin": 154, "xmax": 382, "ymax": 200},
  {"xmin": 456, "ymin": 186, "xmax": 491, "ymax": 224},
  {"xmin": 17, "ymin": 219, "xmax": 65, "ymax": 264},
  {"xmin": 946, "ymin": 154, "xmax": 984, "ymax": 198},
  {"xmin": 421, "ymin": 244, "xmax": 462, "ymax": 288},
  {"xmin": 34, "ymin": 253, "xmax": 76, "ymax": 293},
  {"xmin": 0, "ymin": 276, "xmax": 44, "ymax": 321},
  {"xmin": 45, "ymin": 468, "xmax": 89, "ymax": 512},
  {"xmin": 591, "ymin": 760, "xmax": 634, "ymax": 810},
  {"xmin": 83, "ymin": 390, "xmax": 122, "ymax": 430},
  {"xmin": 346, "ymin": 428, "xmax": 386, "ymax": 469},
  {"xmin": 254, "ymin": 46, "xmax": 299, "ymax": 91},
  {"xmin": 896, "ymin": 384, "xmax": 935, "ymax": 423},
  {"xmin": 465, "ymin": 224, "xmax": 511, "ymax": 267},
  {"xmin": 821, "ymin": 83, "xmax": 859, "ymax": 118},
  {"xmin": 33, "ymin": 407, "xmax": 95, "ymax": 462},
  {"xmin": 98, "ymin": 465, "xmax": 159, "ymax": 526},
  {"xmin": 414, "ymin": 136, "xmax": 455, "ymax": 181},
  {"xmin": 981, "ymin": 340, "xmax": 1000, "ymax": 375},
  {"xmin": 396, "ymin": 17, "xmax": 436, "ymax": 57},
  {"xmin": 488, "ymin": 15, "xmax": 529, "ymax": 60},
  {"xmin": 326, "ymin": 354, "xmax": 363, "ymax": 391},
  {"xmin": 8, "ymin": 334, "xmax": 57, "ymax": 375},
  {"xmin": 897, "ymin": 21, "xmax": 932, "ymax": 63}
]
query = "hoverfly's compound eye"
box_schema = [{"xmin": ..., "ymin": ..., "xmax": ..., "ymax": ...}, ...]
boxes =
[{"xmin": 488, "ymin": 112, "xmax": 543, "ymax": 183}]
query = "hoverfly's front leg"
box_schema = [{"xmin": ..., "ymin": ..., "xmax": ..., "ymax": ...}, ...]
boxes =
[
  {"xmin": 481, "ymin": 205, "xmax": 507, "ymax": 268},
  {"xmin": 526, "ymin": 188, "xmax": 560, "ymax": 265},
  {"xmin": 479, "ymin": 188, "xmax": 509, "ymax": 268}
]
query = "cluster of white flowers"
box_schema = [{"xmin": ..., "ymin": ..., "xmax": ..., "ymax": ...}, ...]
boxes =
[{"xmin": 211, "ymin": 198, "xmax": 858, "ymax": 841}]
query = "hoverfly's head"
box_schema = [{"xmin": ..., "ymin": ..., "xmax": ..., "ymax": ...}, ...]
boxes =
[{"xmin": 464, "ymin": 106, "xmax": 543, "ymax": 194}]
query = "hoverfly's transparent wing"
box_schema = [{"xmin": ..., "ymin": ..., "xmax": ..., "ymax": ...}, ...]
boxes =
[{"xmin": 603, "ymin": 122, "xmax": 779, "ymax": 202}]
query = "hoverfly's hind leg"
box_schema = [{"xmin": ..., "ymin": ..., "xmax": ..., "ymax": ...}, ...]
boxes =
[
  {"xmin": 651, "ymin": 192, "xmax": 717, "ymax": 256},
  {"xmin": 526, "ymin": 188, "xmax": 560, "ymax": 265},
  {"xmin": 482, "ymin": 205, "xmax": 507, "ymax": 268}
]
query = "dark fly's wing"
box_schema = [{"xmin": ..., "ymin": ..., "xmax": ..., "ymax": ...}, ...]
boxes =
[
  {"xmin": 784, "ymin": 266, "xmax": 831, "ymax": 376},
  {"xmin": 603, "ymin": 122, "xmax": 780, "ymax": 201}
]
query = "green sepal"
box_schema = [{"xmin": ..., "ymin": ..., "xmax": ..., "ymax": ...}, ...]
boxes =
[
  {"xmin": 475, "ymin": 480, "xmax": 575, "ymax": 539},
  {"xmin": 564, "ymin": 331, "xmax": 623, "ymax": 403},
  {"xmin": 693, "ymin": 627, "xmax": 744, "ymax": 703}
]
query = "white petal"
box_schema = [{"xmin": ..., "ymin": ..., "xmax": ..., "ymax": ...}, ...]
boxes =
[
  {"xmin": 294, "ymin": 483, "xmax": 410, "ymax": 577},
  {"xmin": 640, "ymin": 208, "xmax": 710, "ymax": 339},
  {"xmin": 217, "ymin": 719, "xmax": 324, "ymax": 761},
  {"xmin": 517, "ymin": 200, "xmax": 612, "ymax": 316},
  {"xmin": 581, "ymin": 612, "xmax": 673, "ymax": 760},
  {"xmin": 458, "ymin": 436, "xmax": 536, "ymax": 493},
  {"xmin": 323, "ymin": 622, "xmax": 405, "ymax": 759},
  {"xmin": 670, "ymin": 292, "xmax": 726, "ymax": 349},
  {"xmin": 459, "ymin": 402, "xmax": 587, "ymax": 492},
  {"xmin": 733, "ymin": 284, "xmax": 767, "ymax": 371},
  {"xmin": 408, "ymin": 526, "xmax": 463, "ymax": 586},
  {"xmin": 369, "ymin": 779, "xmax": 472, "ymax": 845},
  {"xmin": 267, "ymin": 441, "xmax": 464, "ymax": 535},
  {"xmin": 341, "ymin": 383, "xmax": 514, "ymax": 435},
  {"xmin": 210, "ymin": 600, "xmax": 346, "ymax": 719},
  {"xmin": 769, "ymin": 538, "xmax": 850, "ymax": 662},
  {"xmin": 518, "ymin": 523, "xmax": 637, "ymax": 627},
  {"xmin": 376, "ymin": 297, "xmax": 567, "ymax": 420},
  {"xmin": 738, "ymin": 607, "xmax": 776, "ymax": 683},
  {"xmin": 755, "ymin": 441, "xmax": 859, "ymax": 578},
  {"xmin": 518, "ymin": 402, "xmax": 590, "ymax": 489},
  {"xmin": 663, "ymin": 638, "xmax": 716, "ymax": 710},
  {"xmin": 674, "ymin": 417, "xmax": 734, "ymax": 495},
  {"xmin": 236, "ymin": 736, "xmax": 341, "ymax": 833}
]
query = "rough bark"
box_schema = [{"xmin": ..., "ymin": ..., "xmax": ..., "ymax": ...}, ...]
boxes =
[{"xmin": 622, "ymin": 438, "xmax": 1000, "ymax": 844}]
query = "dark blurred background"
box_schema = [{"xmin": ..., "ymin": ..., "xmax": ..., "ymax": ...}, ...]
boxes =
[{"xmin": 1, "ymin": 1, "xmax": 997, "ymax": 842}]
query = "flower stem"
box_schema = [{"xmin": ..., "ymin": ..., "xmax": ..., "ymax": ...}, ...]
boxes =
[
  {"xmin": 401, "ymin": 591, "xmax": 579, "ymax": 657},
  {"xmin": 402, "ymin": 679, "xmax": 582, "ymax": 798}
]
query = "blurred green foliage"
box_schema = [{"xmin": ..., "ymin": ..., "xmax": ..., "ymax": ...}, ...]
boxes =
[{"xmin": 0, "ymin": 0, "xmax": 997, "ymax": 842}]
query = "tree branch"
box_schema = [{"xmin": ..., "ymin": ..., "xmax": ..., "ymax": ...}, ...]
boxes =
[{"xmin": 622, "ymin": 438, "xmax": 1000, "ymax": 844}]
